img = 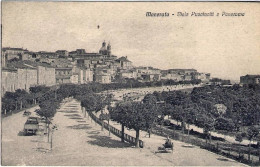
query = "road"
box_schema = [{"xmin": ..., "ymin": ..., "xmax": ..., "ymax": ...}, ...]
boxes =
[
  {"xmin": 2, "ymin": 98, "xmax": 246, "ymax": 166},
  {"xmin": 109, "ymin": 84, "xmax": 201, "ymax": 101},
  {"xmin": 167, "ymin": 118, "xmax": 256, "ymax": 145}
]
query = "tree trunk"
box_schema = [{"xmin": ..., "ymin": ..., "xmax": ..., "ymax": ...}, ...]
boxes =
[
  {"xmin": 238, "ymin": 145, "xmax": 240, "ymax": 159},
  {"xmin": 258, "ymin": 143, "xmax": 260, "ymax": 163},
  {"xmin": 50, "ymin": 132, "xmax": 53, "ymax": 150},
  {"xmin": 182, "ymin": 121, "xmax": 185, "ymax": 134},
  {"xmin": 209, "ymin": 132, "xmax": 212, "ymax": 143},
  {"xmin": 101, "ymin": 120, "xmax": 104, "ymax": 131},
  {"xmin": 121, "ymin": 124, "xmax": 125, "ymax": 142},
  {"xmin": 135, "ymin": 129, "xmax": 140, "ymax": 147},
  {"xmin": 108, "ymin": 119, "xmax": 110, "ymax": 136},
  {"xmin": 101, "ymin": 110, "xmax": 104, "ymax": 131},
  {"xmin": 47, "ymin": 123, "xmax": 50, "ymax": 143},
  {"xmin": 258, "ymin": 149, "xmax": 260, "ymax": 163},
  {"xmin": 248, "ymin": 141, "xmax": 251, "ymax": 161},
  {"xmin": 187, "ymin": 124, "xmax": 190, "ymax": 136}
]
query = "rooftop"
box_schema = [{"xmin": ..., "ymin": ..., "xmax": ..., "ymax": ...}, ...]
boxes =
[
  {"xmin": 2, "ymin": 47, "xmax": 28, "ymax": 51},
  {"xmin": 136, "ymin": 66, "xmax": 160, "ymax": 70},
  {"xmin": 37, "ymin": 51, "xmax": 58, "ymax": 55},
  {"xmin": 23, "ymin": 60, "xmax": 54, "ymax": 68},
  {"xmin": 2, "ymin": 67, "xmax": 18, "ymax": 72},
  {"xmin": 167, "ymin": 69, "xmax": 197, "ymax": 71},
  {"xmin": 7, "ymin": 61, "xmax": 36, "ymax": 69},
  {"xmin": 241, "ymin": 75, "xmax": 260, "ymax": 78},
  {"xmin": 116, "ymin": 56, "xmax": 131, "ymax": 62}
]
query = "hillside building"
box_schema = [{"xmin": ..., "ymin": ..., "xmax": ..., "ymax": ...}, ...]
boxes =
[
  {"xmin": 56, "ymin": 50, "xmax": 69, "ymax": 57},
  {"xmin": 1, "ymin": 68, "xmax": 18, "ymax": 96},
  {"xmin": 55, "ymin": 67, "xmax": 73, "ymax": 84},
  {"xmin": 115, "ymin": 56, "xmax": 133, "ymax": 70},
  {"xmin": 240, "ymin": 75, "xmax": 260, "ymax": 85}
]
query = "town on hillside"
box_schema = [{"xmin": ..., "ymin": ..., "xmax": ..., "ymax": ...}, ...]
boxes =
[
  {"xmin": 3, "ymin": 41, "xmax": 260, "ymax": 96},
  {"xmin": 1, "ymin": 41, "xmax": 214, "ymax": 95}
]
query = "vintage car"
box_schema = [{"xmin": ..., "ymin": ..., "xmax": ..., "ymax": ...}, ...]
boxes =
[{"xmin": 24, "ymin": 117, "xmax": 39, "ymax": 135}]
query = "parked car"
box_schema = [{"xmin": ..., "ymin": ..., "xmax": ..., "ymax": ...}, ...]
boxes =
[
  {"xmin": 23, "ymin": 111, "xmax": 31, "ymax": 116},
  {"xmin": 24, "ymin": 117, "xmax": 39, "ymax": 135}
]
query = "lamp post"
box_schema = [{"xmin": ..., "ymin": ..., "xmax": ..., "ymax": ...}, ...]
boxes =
[
  {"xmin": 55, "ymin": 84, "xmax": 57, "ymax": 99},
  {"xmin": 50, "ymin": 124, "xmax": 58, "ymax": 151}
]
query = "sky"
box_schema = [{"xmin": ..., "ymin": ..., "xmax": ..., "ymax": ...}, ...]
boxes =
[{"xmin": 2, "ymin": 2, "xmax": 260, "ymax": 81}]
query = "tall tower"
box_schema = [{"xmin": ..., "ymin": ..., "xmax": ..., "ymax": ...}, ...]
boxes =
[
  {"xmin": 99, "ymin": 40, "xmax": 107, "ymax": 55},
  {"xmin": 107, "ymin": 42, "xmax": 111, "ymax": 56},
  {"xmin": 102, "ymin": 41, "xmax": 106, "ymax": 47}
]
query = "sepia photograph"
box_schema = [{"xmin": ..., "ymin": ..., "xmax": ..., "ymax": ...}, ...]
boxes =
[{"xmin": 1, "ymin": 1, "xmax": 260, "ymax": 166}]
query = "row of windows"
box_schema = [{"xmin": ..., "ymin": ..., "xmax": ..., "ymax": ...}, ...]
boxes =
[
  {"xmin": 2, "ymin": 84, "xmax": 16, "ymax": 93},
  {"xmin": 1, "ymin": 83, "xmax": 27, "ymax": 93},
  {"xmin": 55, "ymin": 71, "xmax": 71, "ymax": 75}
]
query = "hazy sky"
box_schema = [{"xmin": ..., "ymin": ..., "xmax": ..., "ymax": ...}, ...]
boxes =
[{"xmin": 2, "ymin": 2, "xmax": 260, "ymax": 81}]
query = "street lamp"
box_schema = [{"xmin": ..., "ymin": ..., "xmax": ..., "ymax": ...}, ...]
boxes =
[{"xmin": 50, "ymin": 124, "xmax": 58, "ymax": 151}]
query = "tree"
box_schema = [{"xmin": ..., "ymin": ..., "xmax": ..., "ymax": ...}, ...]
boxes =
[
  {"xmin": 246, "ymin": 126, "xmax": 259, "ymax": 161},
  {"xmin": 142, "ymin": 94, "xmax": 159, "ymax": 137},
  {"xmin": 101, "ymin": 112, "xmax": 111, "ymax": 135},
  {"xmin": 109, "ymin": 102, "xmax": 131, "ymax": 143},
  {"xmin": 95, "ymin": 93, "xmax": 113, "ymax": 131},
  {"xmin": 161, "ymin": 103, "xmax": 173, "ymax": 119},
  {"xmin": 110, "ymin": 101, "xmax": 159, "ymax": 147},
  {"xmin": 235, "ymin": 133, "xmax": 244, "ymax": 159},
  {"xmin": 195, "ymin": 112, "xmax": 214, "ymax": 143},
  {"xmin": 36, "ymin": 99, "xmax": 59, "ymax": 142},
  {"xmin": 2, "ymin": 95, "xmax": 16, "ymax": 113},
  {"xmin": 30, "ymin": 85, "xmax": 50, "ymax": 94},
  {"xmin": 170, "ymin": 105, "xmax": 184, "ymax": 127},
  {"xmin": 2, "ymin": 89, "xmax": 30, "ymax": 113},
  {"xmin": 214, "ymin": 117, "xmax": 235, "ymax": 131},
  {"xmin": 184, "ymin": 106, "xmax": 198, "ymax": 135},
  {"xmin": 203, "ymin": 120, "xmax": 214, "ymax": 143},
  {"xmin": 81, "ymin": 94, "xmax": 99, "ymax": 112}
]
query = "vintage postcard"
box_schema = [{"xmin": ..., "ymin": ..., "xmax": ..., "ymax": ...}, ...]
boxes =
[{"xmin": 1, "ymin": 1, "xmax": 260, "ymax": 166}]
